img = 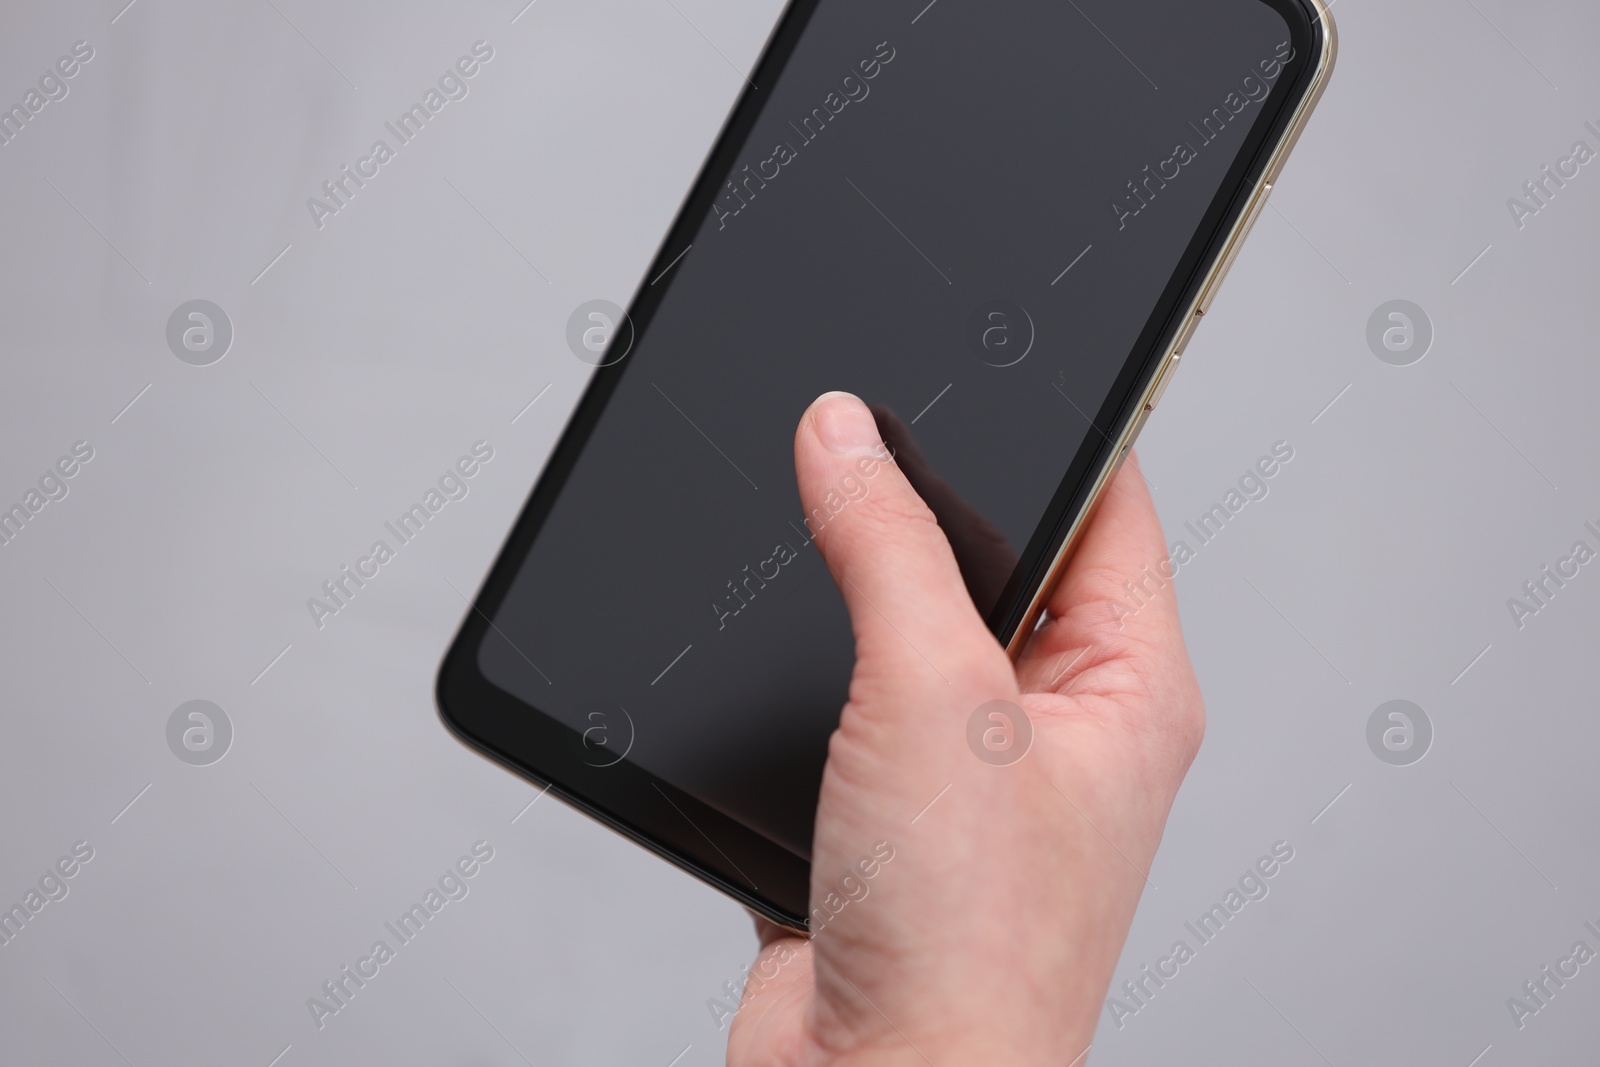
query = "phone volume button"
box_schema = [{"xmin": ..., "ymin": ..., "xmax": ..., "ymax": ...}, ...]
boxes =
[
  {"xmin": 1121, "ymin": 405, "xmax": 1152, "ymax": 460},
  {"xmin": 1145, "ymin": 354, "xmax": 1181, "ymax": 412}
]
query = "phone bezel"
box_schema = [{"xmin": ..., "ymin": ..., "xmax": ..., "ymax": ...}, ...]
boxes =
[{"xmin": 437, "ymin": 0, "xmax": 1336, "ymax": 932}]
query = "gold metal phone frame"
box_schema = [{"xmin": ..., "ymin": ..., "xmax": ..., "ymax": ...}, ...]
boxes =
[{"xmin": 1004, "ymin": 0, "xmax": 1338, "ymax": 659}]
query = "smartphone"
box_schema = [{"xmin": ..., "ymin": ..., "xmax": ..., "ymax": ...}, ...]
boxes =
[{"xmin": 439, "ymin": 0, "xmax": 1335, "ymax": 930}]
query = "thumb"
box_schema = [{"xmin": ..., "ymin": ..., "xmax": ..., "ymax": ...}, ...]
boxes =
[
  {"xmin": 794, "ymin": 392, "xmax": 1003, "ymax": 685},
  {"xmin": 870, "ymin": 402, "xmax": 1018, "ymax": 615}
]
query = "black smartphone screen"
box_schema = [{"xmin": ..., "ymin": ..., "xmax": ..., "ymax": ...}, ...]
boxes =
[{"xmin": 443, "ymin": 0, "xmax": 1320, "ymax": 915}]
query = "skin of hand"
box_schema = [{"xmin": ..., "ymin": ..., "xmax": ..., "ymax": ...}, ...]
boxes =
[{"xmin": 726, "ymin": 392, "xmax": 1205, "ymax": 1067}]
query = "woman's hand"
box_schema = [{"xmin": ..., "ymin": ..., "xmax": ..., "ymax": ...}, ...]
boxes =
[{"xmin": 727, "ymin": 392, "xmax": 1205, "ymax": 1066}]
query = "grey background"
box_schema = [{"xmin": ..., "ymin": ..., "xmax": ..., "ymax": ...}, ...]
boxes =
[{"xmin": 0, "ymin": 1, "xmax": 1595, "ymax": 1065}]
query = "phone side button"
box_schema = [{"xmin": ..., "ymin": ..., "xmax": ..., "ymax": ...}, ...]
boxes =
[
  {"xmin": 1117, "ymin": 406, "xmax": 1152, "ymax": 469},
  {"xmin": 1173, "ymin": 313, "xmax": 1202, "ymax": 357},
  {"xmin": 1145, "ymin": 353, "xmax": 1181, "ymax": 412}
]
